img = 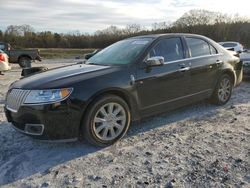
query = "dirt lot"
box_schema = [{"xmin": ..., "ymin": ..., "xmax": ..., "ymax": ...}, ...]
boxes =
[{"xmin": 0, "ymin": 60, "xmax": 249, "ymax": 188}]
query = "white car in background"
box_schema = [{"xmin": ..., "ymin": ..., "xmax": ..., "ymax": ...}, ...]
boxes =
[
  {"xmin": 0, "ymin": 49, "xmax": 11, "ymax": 74},
  {"xmin": 218, "ymin": 41, "xmax": 243, "ymax": 53}
]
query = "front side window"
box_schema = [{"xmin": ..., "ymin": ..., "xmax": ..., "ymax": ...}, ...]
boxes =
[
  {"xmin": 148, "ymin": 37, "xmax": 184, "ymax": 62},
  {"xmin": 186, "ymin": 38, "xmax": 211, "ymax": 57}
]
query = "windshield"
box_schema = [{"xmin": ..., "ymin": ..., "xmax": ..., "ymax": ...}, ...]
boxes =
[{"xmin": 86, "ymin": 38, "xmax": 153, "ymax": 65}]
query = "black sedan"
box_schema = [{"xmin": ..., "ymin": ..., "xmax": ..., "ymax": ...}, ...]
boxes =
[{"xmin": 4, "ymin": 33, "xmax": 242, "ymax": 146}]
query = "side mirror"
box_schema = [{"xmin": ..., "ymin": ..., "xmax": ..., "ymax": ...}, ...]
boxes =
[
  {"xmin": 76, "ymin": 59, "xmax": 87, "ymax": 64},
  {"xmin": 85, "ymin": 49, "xmax": 101, "ymax": 60},
  {"xmin": 145, "ymin": 56, "xmax": 164, "ymax": 67}
]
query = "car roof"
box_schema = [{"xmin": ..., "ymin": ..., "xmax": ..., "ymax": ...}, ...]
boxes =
[
  {"xmin": 219, "ymin": 41, "xmax": 239, "ymax": 44},
  {"xmin": 130, "ymin": 33, "xmax": 208, "ymax": 40}
]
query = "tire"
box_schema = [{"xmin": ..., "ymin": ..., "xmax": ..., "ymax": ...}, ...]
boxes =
[
  {"xmin": 21, "ymin": 66, "xmax": 48, "ymax": 77},
  {"xmin": 18, "ymin": 57, "xmax": 31, "ymax": 68},
  {"xmin": 210, "ymin": 74, "xmax": 233, "ymax": 105},
  {"xmin": 81, "ymin": 95, "xmax": 131, "ymax": 147}
]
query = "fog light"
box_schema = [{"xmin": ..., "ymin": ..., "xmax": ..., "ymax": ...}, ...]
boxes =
[{"xmin": 25, "ymin": 124, "xmax": 44, "ymax": 135}]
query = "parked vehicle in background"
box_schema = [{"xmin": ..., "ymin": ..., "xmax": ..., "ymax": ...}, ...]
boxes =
[
  {"xmin": 5, "ymin": 33, "xmax": 242, "ymax": 147},
  {"xmin": 0, "ymin": 49, "xmax": 11, "ymax": 74},
  {"xmin": 0, "ymin": 42, "xmax": 41, "ymax": 68},
  {"xmin": 243, "ymin": 61, "xmax": 250, "ymax": 79},
  {"xmin": 240, "ymin": 55, "xmax": 250, "ymax": 79},
  {"xmin": 218, "ymin": 42, "xmax": 243, "ymax": 53},
  {"xmin": 84, "ymin": 49, "xmax": 101, "ymax": 60}
]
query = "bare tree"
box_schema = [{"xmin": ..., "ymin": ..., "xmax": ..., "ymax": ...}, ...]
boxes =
[
  {"xmin": 152, "ymin": 22, "xmax": 170, "ymax": 30},
  {"xmin": 5, "ymin": 25, "xmax": 34, "ymax": 36},
  {"xmin": 174, "ymin": 9, "xmax": 230, "ymax": 27},
  {"xmin": 123, "ymin": 24, "xmax": 142, "ymax": 35}
]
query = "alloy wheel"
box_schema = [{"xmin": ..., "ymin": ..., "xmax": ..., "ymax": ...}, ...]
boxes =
[
  {"xmin": 93, "ymin": 102, "xmax": 127, "ymax": 141},
  {"xmin": 218, "ymin": 77, "xmax": 231, "ymax": 102}
]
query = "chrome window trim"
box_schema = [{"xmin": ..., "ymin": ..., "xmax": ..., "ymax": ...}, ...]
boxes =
[{"xmin": 163, "ymin": 53, "xmax": 223, "ymax": 65}]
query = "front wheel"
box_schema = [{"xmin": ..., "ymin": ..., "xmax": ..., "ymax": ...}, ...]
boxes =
[
  {"xmin": 82, "ymin": 95, "xmax": 131, "ymax": 147},
  {"xmin": 210, "ymin": 74, "xmax": 233, "ymax": 105}
]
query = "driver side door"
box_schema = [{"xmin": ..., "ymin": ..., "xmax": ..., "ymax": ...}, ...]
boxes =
[{"xmin": 135, "ymin": 37, "xmax": 191, "ymax": 117}]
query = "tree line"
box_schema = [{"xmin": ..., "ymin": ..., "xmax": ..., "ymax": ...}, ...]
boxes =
[{"xmin": 0, "ymin": 9, "xmax": 250, "ymax": 49}]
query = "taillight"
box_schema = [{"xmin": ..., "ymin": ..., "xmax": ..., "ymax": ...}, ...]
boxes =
[{"xmin": 0, "ymin": 53, "xmax": 5, "ymax": 62}]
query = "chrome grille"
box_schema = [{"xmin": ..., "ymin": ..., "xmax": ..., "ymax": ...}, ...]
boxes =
[{"xmin": 6, "ymin": 89, "xmax": 30, "ymax": 112}]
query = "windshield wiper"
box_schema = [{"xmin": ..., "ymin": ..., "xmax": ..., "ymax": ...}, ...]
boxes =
[{"xmin": 87, "ymin": 62, "xmax": 109, "ymax": 66}]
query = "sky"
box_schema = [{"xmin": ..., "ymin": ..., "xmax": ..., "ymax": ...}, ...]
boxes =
[{"xmin": 0, "ymin": 0, "xmax": 249, "ymax": 33}]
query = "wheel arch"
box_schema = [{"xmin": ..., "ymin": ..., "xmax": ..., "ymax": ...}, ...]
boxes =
[
  {"xmin": 18, "ymin": 55, "xmax": 32, "ymax": 62},
  {"xmin": 78, "ymin": 88, "xmax": 140, "ymax": 136},
  {"xmin": 220, "ymin": 69, "xmax": 236, "ymax": 86}
]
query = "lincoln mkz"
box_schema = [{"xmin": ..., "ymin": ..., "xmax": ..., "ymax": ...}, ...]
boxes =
[{"xmin": 4, "ymin": 34, "xmax": 243, "ymax": 146}]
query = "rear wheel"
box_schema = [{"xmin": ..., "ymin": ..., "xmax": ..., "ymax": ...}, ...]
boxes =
[
  {"xmin": 210, "ymin": 74, "xmax": 233, "ymax": 105},
  {"xmin": 18, "ymin": 57, "xmax": 31, "ymax": 68},
  {"xmin": 82, "ymin": 95, "xmax": 131, "ymax": 147}
]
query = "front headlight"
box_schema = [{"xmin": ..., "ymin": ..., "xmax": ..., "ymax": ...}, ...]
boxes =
[{"xmin": 24, "ymin": 88, "xmax": 73, "ymax": 104}]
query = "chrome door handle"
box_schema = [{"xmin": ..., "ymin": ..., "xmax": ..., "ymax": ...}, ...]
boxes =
[
  {"xmin": 178, "ymin": 67, "xmax": 190, "ymax": 72},
  {"xmin": 216, "ymin": 60, "xmax": 223, "ymax": 65},
  {"xmin": 179, "ymin": 63, "xmax": 186, "ymax": 67}
]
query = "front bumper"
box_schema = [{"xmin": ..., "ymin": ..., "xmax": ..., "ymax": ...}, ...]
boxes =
[{"xmin": 4, "ymin": 101, "xmax": 83, "ymax": 140}]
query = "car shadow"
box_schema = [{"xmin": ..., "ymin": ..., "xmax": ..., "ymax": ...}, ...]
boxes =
[
  {"xmin": 0, "ymin": 127, "xmax": 101, "ymax": 186},
  {"xmin": 0, "ymin": 84, "xmax": 248, "ymax": 186}
]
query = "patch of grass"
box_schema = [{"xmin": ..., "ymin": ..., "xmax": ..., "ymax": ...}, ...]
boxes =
[{"xmin": 36, "ymin": 48, "xmax": 96, "ymax": 59}]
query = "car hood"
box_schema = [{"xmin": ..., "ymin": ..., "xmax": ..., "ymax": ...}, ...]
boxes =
[{"xmin": 11, "ymin": 64, "xmax": 113, "ymax": 89}]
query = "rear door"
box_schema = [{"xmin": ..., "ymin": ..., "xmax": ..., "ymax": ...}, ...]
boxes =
[
  {"xmin": 135, "ymin": 37, "xmax": 191, "ymax": 115},
  {"xmin": 185, "ymin": 37, "xmax": 221, "ymax": 95}
]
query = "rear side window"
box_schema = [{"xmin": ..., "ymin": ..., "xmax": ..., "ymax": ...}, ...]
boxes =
[
  {"xmin": 149, "ymin": 37, "xmax": 184, "ymax": 62},
  {"xmin": 210, "ymin": 44, "xmax": 218, "ymax": 55},
  {"xmin": 186, "ymin": 38, "xmax": 211, "ymax": 57}
]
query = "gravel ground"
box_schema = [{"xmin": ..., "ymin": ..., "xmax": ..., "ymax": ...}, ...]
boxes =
[{"xmin": 0, "ymin": 60, "xmax": 249, "ymax": 188}]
